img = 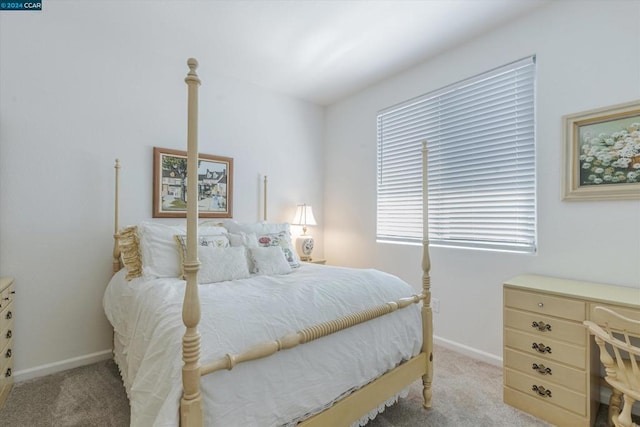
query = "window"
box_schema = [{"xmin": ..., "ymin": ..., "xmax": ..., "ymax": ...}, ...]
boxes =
[{"xmin": 376, "ymin": 56, "xmax": 536, "ymax": 253}]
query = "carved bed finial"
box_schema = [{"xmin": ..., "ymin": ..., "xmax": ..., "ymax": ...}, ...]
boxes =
[{"xmin": 185, "ymin": 58, "xmax": 201, "ymax": 85}]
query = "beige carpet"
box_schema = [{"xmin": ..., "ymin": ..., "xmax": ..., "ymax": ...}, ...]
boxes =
[{"xmin": 0, "ymin": 345, "xmax": 622, "ymax": 426}]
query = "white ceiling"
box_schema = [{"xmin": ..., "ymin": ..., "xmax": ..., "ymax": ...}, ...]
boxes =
[
  {"xmin": 172, "ymin": 0, "xmax": 548, "ymax": 106},
  {"xmin": 82, "ymin": 0, "xmax": 547, "ymax": 106}
]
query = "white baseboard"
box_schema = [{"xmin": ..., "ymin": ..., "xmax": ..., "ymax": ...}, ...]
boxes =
[
  {"xmin": 14, "ymin": 349, "xmax": 113, "ymax": 383},
  {"xmin": 434, "ymin": 335, "xmax": 503, "ymax": 367}
]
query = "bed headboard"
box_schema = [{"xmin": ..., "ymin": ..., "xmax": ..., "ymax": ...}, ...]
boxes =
[{"xmin": 111, "ymin": 160, "xmax": 270, "ymax": 275}]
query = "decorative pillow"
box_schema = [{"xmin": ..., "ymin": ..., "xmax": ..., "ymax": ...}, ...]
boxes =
[
  {"xmin": 198, "ymin": 246, "xmax": 251, "ymax": 284},
  {"xmin": 175, "ymin": 234, "xmax": 231, "ymax": 278},
  {"xmin": 249, "ymin": 246, "xmax": 292, "ymax": 276},
  {"xmin": 117, "ymin": 225, "xmax": 142, "ymax": 280},
  {"xmin": 226, "ymin": 232, "xmax": 259, "ymax": 248},
  {"xmin": 137, "ymin": 221, "xmax": 186, "ymax": 278},
  {"xmin": 255, "ymin": 231, "xmax": 300, "ymax": 268},
  {"xmin": 224, "ymin": 221, "xmax": 300, "ymax": 268}
]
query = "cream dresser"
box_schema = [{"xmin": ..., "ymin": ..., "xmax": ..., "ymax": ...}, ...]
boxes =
[
  {"xmin": 503, "ymin": 274, "xmax": 640, "ymax": 426},
  {"xmin": 0, "ymin": 277, "xmax": 15, "ymax": 409}
]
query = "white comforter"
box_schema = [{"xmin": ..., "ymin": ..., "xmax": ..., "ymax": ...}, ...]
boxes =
[{"xmin": 103, "ymin": 263, "xmax": 422, "ymax": 427}]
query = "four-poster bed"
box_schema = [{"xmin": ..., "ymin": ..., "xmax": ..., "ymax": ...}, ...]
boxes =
[{"xmin": 106, "ymin": 58, "xmax": 433, "ymax": 427}]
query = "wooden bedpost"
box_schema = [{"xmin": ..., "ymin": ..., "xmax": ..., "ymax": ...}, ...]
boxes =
[
  {"xmin": 112, "ymin": 159, "xmax": 121, "ymax": 274},
  {"xmin": 421, "ymin": 140, "xmax": 434, "ymax": 409},
  {"xmin": 263, "ymin": 175, "xmax": 268, "ymax": 221},
  {"xmin": 181, "ymin": 58, "xmax": 204, "ymax": 427}
]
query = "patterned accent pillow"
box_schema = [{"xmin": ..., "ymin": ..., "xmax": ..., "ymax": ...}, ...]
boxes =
[
  {"xmin": 255, "ymin": 231, "xmax": 300, "ymax": 269},
  {"xmin": 222, "ymin": 221, "xmax": 301, "ymax": 269},
  {"xmin": 175, "ymin": 234, "xmax": 231, "ymax": 279}
]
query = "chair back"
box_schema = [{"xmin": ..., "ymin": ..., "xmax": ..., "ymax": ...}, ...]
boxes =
[{"xmin": 584, "ymin": 307, "xmax": 640, "ymax": 401}]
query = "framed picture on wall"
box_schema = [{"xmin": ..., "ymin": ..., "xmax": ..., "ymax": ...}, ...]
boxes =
[
  {"xmin": 153, "ymin": 147, "xmax": 234, "ymax": 218},
  {"xmin": 562, "ymin": 100, "xmax": 640, "ymax": 201}
]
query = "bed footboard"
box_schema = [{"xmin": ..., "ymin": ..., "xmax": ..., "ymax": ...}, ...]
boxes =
[{"xmin": 201, "ymin": 294, "xmax": 425, "ymax": 376}]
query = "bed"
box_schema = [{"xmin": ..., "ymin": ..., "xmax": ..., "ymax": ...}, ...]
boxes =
[{"xmin": 105, "ymin": 58, "xmax": 433, "ymax": 427}]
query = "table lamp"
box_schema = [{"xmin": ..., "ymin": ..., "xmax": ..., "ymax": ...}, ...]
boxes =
[{"xmin": 292, "ymin": 204, "xmax": 317, "ymax": 261}]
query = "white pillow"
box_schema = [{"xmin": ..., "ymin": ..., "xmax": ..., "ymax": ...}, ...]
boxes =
[
  {"xmin": 138, "ymin": 221, "xmax": 186, "ymax": 278},
  {"xmin": 199, "ymin": 223, "xmax": 228, "ymax": 234},
  {"xmin": 175, "ymin": 234, "xmax": 231, "ymax": 278},
  {"xmin": 224, "ymin": 220, "xmax": 289, "ymax": 235},
  {"xmin": 249, "ymin": 246, "xmax": 292, "ymax": 276},
  {"xmin": 224, "ymin": 221, "xmax": 300, "ymax": 268},
  {"xmin": 198, "ymin": 246, "xmax": 250, "ymax": 284},
  {"xmin": 227, "ymin": 232, "xmax": 259, "ymax": 272},
  {"xmin": 226, "ymin": 232, "xmax": 259, "ymax": 248}
]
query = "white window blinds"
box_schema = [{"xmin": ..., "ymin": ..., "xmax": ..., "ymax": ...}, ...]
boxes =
[{"xmin": 377, "ymin": 56, "xmax": 536, "ymax": 253}]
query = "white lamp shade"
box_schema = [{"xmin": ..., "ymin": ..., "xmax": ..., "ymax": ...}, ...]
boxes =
[{"xmin": 292, "ymin": 204, "xmax": 317, "ymax": 227}]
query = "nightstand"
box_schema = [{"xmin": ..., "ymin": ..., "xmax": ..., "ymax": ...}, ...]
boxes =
[{"xmin": 305, "ymin": 259, "xmax": 326, "ymax": 265}]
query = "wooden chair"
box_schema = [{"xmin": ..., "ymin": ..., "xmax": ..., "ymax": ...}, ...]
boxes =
[{"xmin": 584, "ymin": 307, "xmax": 640, "ymax": 427}]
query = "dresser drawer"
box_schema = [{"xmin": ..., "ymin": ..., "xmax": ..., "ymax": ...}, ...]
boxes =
[
  {"xmin": 505, "ymin": 367, "xmax": 586, "ymax": 416},
  {"xmin": 504, "ymin": 386, "xmax": 590, "ymax": 426},
  {"xmin": 0, "ymin": 337, "xmax": 12, "ymax": 363},
  {"xmin": 505, "ymin": 328, "xmax": 586, "ymax": 369},
  {"xmin": 505, "ymin": 288, "xmax": 585, "ymax": 321},
  {"xmin": 504, "ymin": 348, "xmax": 587, "ymax": 393},
  {"xmin": 0, "ymin": 339, "xmax": 13, "ymax": 386},
  {"xmin": 0, "ymin": 358, "xmax": 13, "ymax": 388},
  {"xmin": 504, "ymin": 308, "xmax": 586, "ymax": 346},
  {"xmin": 0, "ymin": 303, "xmax": 13, "ymax": 333},
  {"xmin": 0, "ymin": 323, "xmax": 13, "ymax": 345},
  {"xmin": 0, "ymin": 283, "xmax": 14, "ymax": 309}
]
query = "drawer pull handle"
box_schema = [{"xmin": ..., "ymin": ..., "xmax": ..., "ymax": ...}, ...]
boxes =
[
  {"xmin": 5, "ymin": 311, "xmax": 11, "ymax": 320},
  {"xmin": 6, "ymin": 330, "xmax": 11, "ymax": 339},
  {"xmin": 532, "ymin": 385, "xmax": 552, "ymax": 397},
  {"xmin": 2, "ymin": 297, "xmax": 8, "ymax": 301},
  {"xmin": 532, "ymin": 342, "xmax": 552, "ymax": 354},
  {"xmin": 5, "ymin": 368, "xmax": 11, "ymax": 378},
  {"xmin": 5, "ymin": 349, "xmax": 10, "ymax": 358},
  {"xmin": 537, "ymin": 302, "xmax": 544, "ymax": 308},
  {"xmin": 10, "ymin": 291, "xmax": 15, "ymax": 294},
  {"xmin": 532, "ymin": 363, "xmax": 552, "ymax": 375},
  {"xmin": 531, "ymin": 321, "xmax": 552, "ymax": 332}
]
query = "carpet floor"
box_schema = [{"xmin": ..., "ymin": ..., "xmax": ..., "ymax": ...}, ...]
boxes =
[{"xmin": 0, "ymin": 345, "xmax": 625, "ymax": 426}]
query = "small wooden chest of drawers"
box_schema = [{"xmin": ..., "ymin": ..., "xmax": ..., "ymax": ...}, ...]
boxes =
[
  {"xmin": 0, "ymin": 277, "xmax": 15, "ymax": 410},
  {"xmin": 503, "ymin": 274, "xmax": 640, "ymax": 427}
]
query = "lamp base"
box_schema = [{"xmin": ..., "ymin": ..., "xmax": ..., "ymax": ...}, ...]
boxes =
[{"xmin": 296, "ymin": 235, "xmax": 314, "ymax": 261}]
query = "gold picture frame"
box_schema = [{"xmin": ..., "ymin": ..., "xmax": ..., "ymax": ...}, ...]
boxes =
[
  {"xmin": 153, "ymin": 147, "xmax": 233, "ymax": 218},
  {"xmin": 562, "ymin": 100, "xmax": 640, "ymax": 201}
]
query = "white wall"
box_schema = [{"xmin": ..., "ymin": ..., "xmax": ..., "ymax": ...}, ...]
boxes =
[
  {"xmin": 325, "ymin": 0, "xmax": 640, "ymax": 364},
  {"xmin": 0, "ymin": 2, "xmax": 325, "ymax": 378}
]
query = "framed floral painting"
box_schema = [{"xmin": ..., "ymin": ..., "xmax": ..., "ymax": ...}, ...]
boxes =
[{"xmin": 562, "ymin": 100, "xmax": 640, "ymax": 200}]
